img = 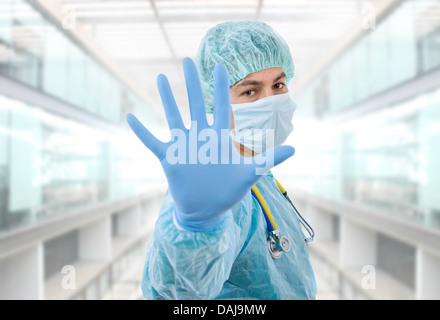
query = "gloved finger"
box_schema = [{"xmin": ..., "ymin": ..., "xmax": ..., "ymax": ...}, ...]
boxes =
[
  {"xmin": 213, "ymin": 64, "xmax": 231, "ymax": 131},
  {"xmin": 157, "ymin": 74, "xmax": 185, "ymax": 130},
  {"xmin": 253, "ymin": 145, "xmax": 295, "ymax": 170},
  {"xmin": 183, "ymin": 57, "xmax": 208, "ymax": 128},
  {"xmin": 126, "ymin": 113, "xmax": 167, "ymax": 160},
  {"xmin": 271, "ymin": 145, "xmax": 295, "ymax": 167}
]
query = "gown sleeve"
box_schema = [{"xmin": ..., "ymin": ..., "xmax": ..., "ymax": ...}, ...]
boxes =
[{"xmin": 141, "ymin": 189, "xmax": 254, "ymax": 300}]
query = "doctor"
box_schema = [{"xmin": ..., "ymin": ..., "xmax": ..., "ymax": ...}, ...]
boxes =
[{"xmin": 127, "ymin": 21, "xmax": 317, "ymax": 300}]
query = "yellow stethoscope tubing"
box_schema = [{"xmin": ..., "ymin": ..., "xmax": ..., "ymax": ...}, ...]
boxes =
[
  {"xmin": 251, "ymin": 186, "xmax": 277, "ymax": 232},
  {"xmin": 252, "ymin": 178, "xmax": 315, "ymax": 242},
  {"xmin": 251, "ymin": 179, "xmax": 287, "ymax": 233},
  {"xmin": 275, "ymin": 179, "xmax": 287, "ymax": 195}
]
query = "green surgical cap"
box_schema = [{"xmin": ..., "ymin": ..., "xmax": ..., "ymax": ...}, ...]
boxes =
[{"xmin": 196, "ymin": 21, "xmax": 295, "ymax": 114}]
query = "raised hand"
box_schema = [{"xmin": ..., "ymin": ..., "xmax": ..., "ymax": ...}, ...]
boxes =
[{"xmin": 126, "ymin": 58, "xmax": 294, "ymax": 232}]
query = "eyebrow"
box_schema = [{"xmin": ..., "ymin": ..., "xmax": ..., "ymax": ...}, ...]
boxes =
[
  {"xmin": 233, "ymin": 71, "xmax": 287, "ymax": 89},
  {"xmin": 273, "ymin": 72, "xmax": 287, "ymax": 83}
]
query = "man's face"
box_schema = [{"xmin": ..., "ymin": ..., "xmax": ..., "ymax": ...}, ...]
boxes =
[
  {"xmin": 229, "ymin": 67, "xmax": 288, "ymax": 131},
  {"xmin": 229, "ymin": 67, "xmax": 288, "ymax": 105},
  {"xmin": 228, "ymin": 67, "xmax": 289, "ymax": 156}
]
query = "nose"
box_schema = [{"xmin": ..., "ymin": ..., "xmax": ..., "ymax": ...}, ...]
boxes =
[{"xmin": 260, "ymin": 88, "xmax": 273, "ymax": 99}]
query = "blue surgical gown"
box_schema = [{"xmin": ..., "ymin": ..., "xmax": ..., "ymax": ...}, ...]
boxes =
[{"xmin": 141, "ymin": 173, "xmax": 317, "ymax": 299}]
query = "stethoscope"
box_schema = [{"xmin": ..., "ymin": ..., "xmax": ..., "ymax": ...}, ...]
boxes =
[{"xmin": 251, "ymin": 178, "xmax": 315, "ymax": 259}]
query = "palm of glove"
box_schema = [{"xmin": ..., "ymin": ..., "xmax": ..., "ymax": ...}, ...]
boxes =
[{"xmin": 126, "ymin": 58, "xmax": 294, "ymax": 231}]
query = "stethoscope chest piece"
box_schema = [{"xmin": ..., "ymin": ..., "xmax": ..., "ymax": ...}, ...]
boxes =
[
  {"xmin": 279, "ymin": 236, "xmax": 291, "ymax": 252},
  {"xmin": 251, "ymin": 179, "xmax": 314, "ymax": 260},
  {"xmin": 267, "ymin": 232, "xmax": 290, "ymax": 259}
]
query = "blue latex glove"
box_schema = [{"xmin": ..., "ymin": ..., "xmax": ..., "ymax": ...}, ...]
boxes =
[{"xmin": 126, "ymin": 58, "xmax": 295, "ymax": 232}]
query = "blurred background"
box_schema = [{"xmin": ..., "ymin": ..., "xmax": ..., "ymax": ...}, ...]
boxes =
[{"xmin": 0, "ymin": 0, "xmax": 439, "ymax": 300}]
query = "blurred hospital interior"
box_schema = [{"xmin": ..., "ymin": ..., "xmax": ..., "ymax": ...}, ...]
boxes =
[{"xmin": 0, "ymin": 0, "xmax": 439, "ymax": 300}]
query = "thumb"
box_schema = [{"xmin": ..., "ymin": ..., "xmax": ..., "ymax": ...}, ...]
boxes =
[
  {"xmin": 271, "ymin": 145, "xmax": 295, "ymax": 167},
  {"xmin": 252, "ymin": 145, "xmax": 295, "ymax": 175}
]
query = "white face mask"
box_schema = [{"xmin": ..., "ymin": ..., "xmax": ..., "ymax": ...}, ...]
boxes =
[{"xmin": 231, "ymin": 92, "xmax": 297, "ymax": 154}]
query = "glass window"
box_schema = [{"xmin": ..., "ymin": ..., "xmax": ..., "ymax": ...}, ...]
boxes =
[
  {"xmin": 0, "ymin": 92, "xmax": 156, "ymax": 233},
  {"xmin": 9, "ymin": 0, "xmax": 45, "ymax": 88},
  {"xmin": 43, "ymin": 26, "xmax": 68, "ymax": 100},
  {"xmin": 299, "ymin": 0, "xmax": 440, "ymax": 118},
  {"xmin": 282, "ymin": 88, "xmax": 440, "ymax": 229},
  {"xmin": 0, "ymin": 1, "xmax": 161, "ymax": 234},
  {"xmin": 419, "ymin": 27, "xmax": 440, "ymax": 72},
  {"xmin": 66, "ymin": 40, "xmax": 86, "ymax": 108},
  {"xmin": 107, "ymin": 78, "xmax": 122, "ymax": 124},
  {"xmin": 84, "ymin": 54, "xmax": 100, "ymax": 114},
  {"xmin": 417, "ymin": 90, "xmax": 440, "ymax": 212},
  {"xmin": 0, "ymin": 1, "xmax": 13, "ymax": 76},
  {"xmin": 8, "ymin": 100, "xmax": 42, "ymax": 213},
  {"xmin": 369, "ymin": 19, "xmax": 389, "ymax": 95},
  {"xmin": 0, "ymin": 0, "xmax": 154, "ymax": 126},
  {"xmin": 387, "ymin": 2, "xmax": 418, "ymax": 87},
  {"xmin": 0, "ymin": 1, "xmax": 13, "ymax": 44},
  {"xmin": 0, "ymin": 98, "xmax": 9, "ymax": 229},
  {"xmin": 337, "ymin": 51, "xmax": 354, "ymax": 110},
  {"xmin": 98, "ymin": 70, "xmax": 122, "ymax": 123},
  {"xmin": 411, "ymin": 0, "xmax": 440, "ymax": 72},
  {"xmin": 328, "ymin": 59, "xmax": 342, "ymax": 112}
]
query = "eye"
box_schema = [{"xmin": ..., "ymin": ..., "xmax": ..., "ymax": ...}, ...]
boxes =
[
  {"xmin": 273, "ymin": 83, "xmax": 285, "ymax": 90},
  {"xmin": 242, "ymin": 89, "xmax": 256, "ymax": 96}
]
